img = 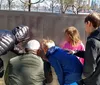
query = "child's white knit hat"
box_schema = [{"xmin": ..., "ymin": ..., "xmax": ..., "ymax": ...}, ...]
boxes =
[{"xmin": 25, "ymin": 40, "xmax": 40, "ymax": 50}]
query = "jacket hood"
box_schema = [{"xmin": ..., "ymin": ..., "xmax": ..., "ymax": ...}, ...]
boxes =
[
  {"xmin": 88, "ymin": 27, "xmax": 100, "ymax": 41},
  {"xmin": 46, "ymin": 46, "xmax": 59, "ymax": 58}
]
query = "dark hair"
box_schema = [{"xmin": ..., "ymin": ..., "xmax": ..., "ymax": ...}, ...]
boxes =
[{"xmin": 84, "ymin": 12, "xmax": 100, "ymax": 28}]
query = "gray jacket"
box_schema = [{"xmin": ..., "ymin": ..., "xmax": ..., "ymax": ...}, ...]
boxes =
[
  {"xmin": 75, "ymin": 28, "xmax": 100, "ymax": 85},
  {"xmin": 5, "ymin": 53, "xmax": 45, "ymax": 85}
]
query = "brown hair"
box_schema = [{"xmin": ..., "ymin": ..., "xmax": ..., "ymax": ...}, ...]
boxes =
[
  {"xmin": 64, "ymin": 26, "xmax": 81, "ymax": 46},
  {"xmin": 84, "ymin": 12, "xmax": 100, "ymax": 28}
]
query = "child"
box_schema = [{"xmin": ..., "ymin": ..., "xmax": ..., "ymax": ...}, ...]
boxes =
[
  {"xmin": 41, "ymin": 39, "xmax": 82, "ymax": 85},
  {"xmin": 61, "ymin": 26, "xmax": 85, "ymax": 65}
]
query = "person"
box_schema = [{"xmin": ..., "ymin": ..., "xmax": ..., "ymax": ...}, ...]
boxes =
[
  {"xmin": 0, "ymin": 25, "xmax": 29, "ymax": 55},
  {"xmin": 4, "ymin": 39, "xmax": 45, "ymax": 85},
  {"xmin": 0, "ymin": 25, "xmax": 29, "ymax": 77},
  {"xmin": 74, "ymin": 12, "xmax": 100, "ymax": 85},
  {"xmin": 37, "ymin": 47, "xmax": 53, "ymax": 84},
  {"xmin": 41, "ymin": 39, "xmax": 83, "ymax": 85},
  {"xmin": 60, "ymin": 26, "xmax": 85, "ymax": 65}
]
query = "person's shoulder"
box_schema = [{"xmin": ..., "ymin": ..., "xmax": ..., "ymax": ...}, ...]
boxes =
[
  {"xmin": 87, "ymin": 38, "xmax": 97, "ymax": 43},
  {"xmin": 27, "ymin": 53, "xmax": 43, "ymax": 62},
  {"xmin": 79, "ymin": 41, "xmax": 85, "ymax": 47},
  {"xmin": 10, "ymin": 56, "xmax": 21, "ymax": 64},
  {"xmin": 60, "ymin": 41, "xmax": 68, "ymax": 48},
  {"xmin": 29, "ymin": 54, "xmax": 44, "ymax": 65},
  {"xmin": 86, "ymin": 38, "xmax": 99, "ymax": 48}
]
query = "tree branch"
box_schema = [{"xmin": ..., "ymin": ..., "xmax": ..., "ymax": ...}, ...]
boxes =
[
  {"xmin": 63, "ymin": 5, "xmax": 68, "ymax": 13},
  {"xmin": 11, "ymin": 0, "xmax": 13, "ymax": 3},
  {"xmin": 8, "ymin": 0, "xmax": 14, "ymax": 3},
  {"xmin": 77, "ymin": 6, "xmax": 83, "ymax": 13},
  {"xmin": 20, "ymin": 0, "xmax": 44, "ymax": 4}
]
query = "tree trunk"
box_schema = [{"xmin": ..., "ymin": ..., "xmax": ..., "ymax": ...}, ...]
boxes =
[
  {"xmin": 51, "ymin": 1, "xmax": 54, "ymax": 13},
  {"xmin": 28, "ymin": 0, "xmax": 31, "ymax": 12},
  {"xmin": 9, "ymin": 3, "xmax": 11, "ymax": 10},
  {"xmin": 76, "ymin": 10, "xmax": 78, "ymax": 14},
  {"xmin": 51, "ymin": 7, "xmax": 53, "ymax": 13},
  {"xmin": 60, "ymin": 0, "xmax": 63, "ymax": 13},
  {"xmin": 0, "ymin": 0, "xmax": 3, "ymax": 9}
]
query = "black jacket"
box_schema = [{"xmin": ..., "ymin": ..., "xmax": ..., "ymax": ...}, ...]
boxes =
[
  {"xmin": 0, "ymin": 30, "xmax": 25, "ymax": 78},
  {"xmin": 76, "ymin": 28, "xmax": 100, "ymax": 85},
  {"xmin": 0, "ymin": 30, "xmax": 25, "ymax": 56}
]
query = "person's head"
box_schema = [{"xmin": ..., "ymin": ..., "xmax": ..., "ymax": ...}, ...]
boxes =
[
  {"xmin": 12, "ymin": 25, "xmax": 29, "ymax": 43},
  {"xmin": 41, "ymin": 39, "xmax": 55, "ymax": 54},
  {"xmin": 25, "ymin": 39, "xmax": 40, "ymax": 54},
  {"xmin": 64, "ymin": 26, "xmax": 81, "ymax": 46},
  {"xmin": 84, "ymin": 12, "xmax": 100, "ymax": 35}
]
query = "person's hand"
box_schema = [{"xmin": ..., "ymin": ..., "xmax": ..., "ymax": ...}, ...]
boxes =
[
  {"xmin": 82, "ymin": 74, "xmax": 86, "ymax": 79},
  {"xmin": 65, "ymin": 49, "xmax": 76, "ymax": 54},
  {"xmin": 68, "ymin": 50, "xmax": 76, "ymax": 54}
]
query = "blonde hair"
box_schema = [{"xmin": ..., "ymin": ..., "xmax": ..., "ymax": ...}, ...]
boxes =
[
  {"xmin": 41, "ymin": 39, "xmax": 55, "ymax": 49},
  {"xmin": 64, "ymin": 26, "xmax": 81, "ymax": 46}
]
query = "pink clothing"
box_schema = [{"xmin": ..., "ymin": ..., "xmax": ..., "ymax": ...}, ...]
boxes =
[{"xmin": 61, "ymin": 41, "xmax": 85, "ymax": 65}]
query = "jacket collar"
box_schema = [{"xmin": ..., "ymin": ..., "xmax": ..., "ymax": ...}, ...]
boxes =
[
  {"xmin": 88, "ymin": 27, "xmax": 100, "ymax": 41},
  {"xmin": 46, "ymin": 46, "xmax": 59, "ymax": 58}
]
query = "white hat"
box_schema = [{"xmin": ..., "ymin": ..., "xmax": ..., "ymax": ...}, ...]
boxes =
[{"xmin": 25, "ymin": 40, "xmax": 40, "ymax": 50}]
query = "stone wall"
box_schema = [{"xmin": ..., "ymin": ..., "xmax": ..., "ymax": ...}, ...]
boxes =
[{"xmin": 0, "ymin": 10, "xmax": 86, "ymax": 45}]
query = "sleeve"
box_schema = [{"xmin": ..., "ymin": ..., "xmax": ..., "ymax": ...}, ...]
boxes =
[
  {"xmin": 80, "ymin": 42, "xmax": 85, "ymax": 51},
  {"xmin": 0, "ymin": 32, "xmax": 14, "ymax": 56},
  {"xmin": 0, "ymin": 58, "xmax": 4, "ymax": 78},
  {"xmin": 83, "ymin": 39, "xmax": 97, "ymax": 77},
  {"xmin": 4, "ymin": 61, "xmax": 10, "ymax": 85},
  {"xmin": 12, "ymin": 25, "xmax": 29, "ymax": 42},
  {"xmin": 74, "ymin": 51, "xmax": 85, "ymax": 58},
  {"xmin": 4, "ymin": 61, "xmax": 15, "ymax": 85},
  {"xmin": 49, "ymin": 56, "xmax": 64, "ymax": 85}
]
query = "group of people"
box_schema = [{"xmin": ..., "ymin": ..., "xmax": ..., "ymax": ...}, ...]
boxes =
[{"xmin": 0, "ymin": 12, "xmax": 100, "ymax": 85}]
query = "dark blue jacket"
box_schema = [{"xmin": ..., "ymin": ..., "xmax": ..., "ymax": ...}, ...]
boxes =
[{"xmin": 46, "ymin": 46, "xmax": 83, "ymax": 85}]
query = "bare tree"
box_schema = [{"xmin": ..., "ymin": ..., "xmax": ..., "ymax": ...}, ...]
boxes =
[
  {"xmin": 50, "ymin": 0, "xmax": 58, "ymax": 13},
  {"xmin": 7, "ymin": 0, "xmax": 14, "ymax": 10},
  {"xmin": 50, "ymin": 1, "xmax": 55, "ymax": 13},
  {"xmin": 20, "ymin": 1, "xmax": 28, "ymax": 11},
  {"xmin": 56, "ymin": 0, "xmax": 74, "ymax": 14},
  {"xmin": 72, "ymin": 0, "xmax": 86, "ymax": 14},
  {"xmin": 44, "ymin": 0, "xmax": 58, "ymax": 13},
  {"xmin": 20, "ymin": 0, "xmax": 45, "ymax": 12}
]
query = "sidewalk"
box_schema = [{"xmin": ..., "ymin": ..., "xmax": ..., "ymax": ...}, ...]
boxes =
[{"xmin": 0, "ymin": 78, "xmax": 4, "ymax": 85}]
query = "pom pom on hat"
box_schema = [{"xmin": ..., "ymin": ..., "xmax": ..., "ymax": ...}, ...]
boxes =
[{"xmin": 25, "ymin": 40, "xmax": 40, "ymax": 50}]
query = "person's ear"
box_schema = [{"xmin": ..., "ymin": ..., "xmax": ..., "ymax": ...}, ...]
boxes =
[
  {"xmin": 88, "ymin": 21, "xmax": 92, "ymax": 27},
  {"xmin": 43, "ymin": 46, "xmax": 48, "ymax": 54}
]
